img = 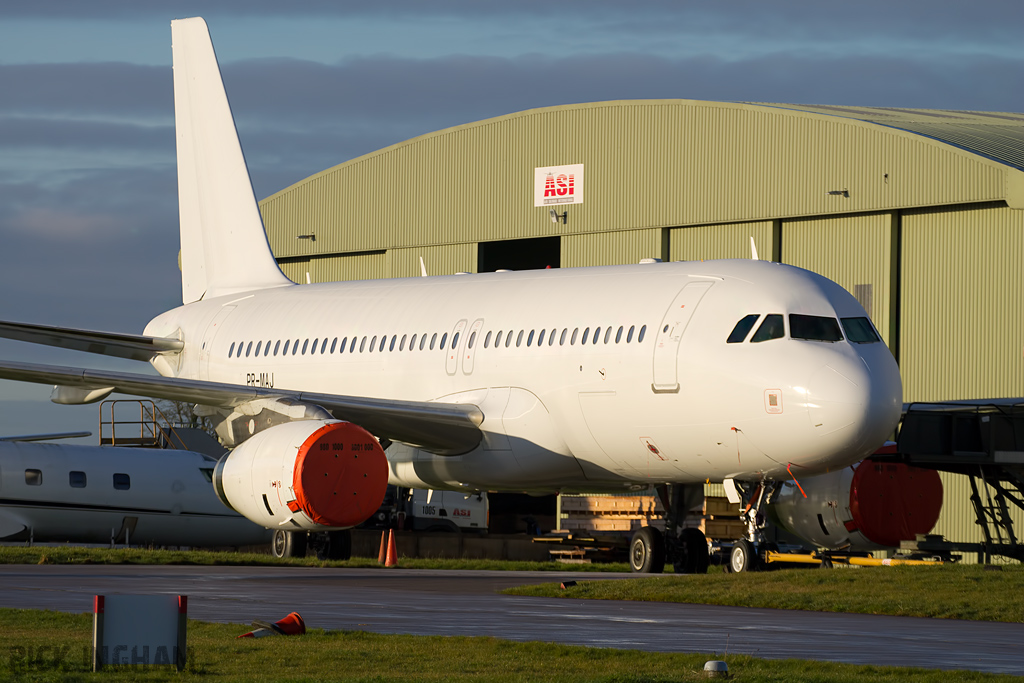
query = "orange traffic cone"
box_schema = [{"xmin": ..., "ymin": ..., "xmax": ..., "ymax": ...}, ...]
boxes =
[
  {"xmin": 237, "ymin": 611, "xmax": 306, "ymax": 638},
  {"xmin": 384, "ymin": 529, "xmax": 398, "ymax": 567},
  {"xmin": 378, "ymin": 530, "xmax": 389, "ymax": 564}
]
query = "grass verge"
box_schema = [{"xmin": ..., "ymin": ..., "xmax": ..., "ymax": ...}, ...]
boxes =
[
  {"xmin": 0, "ymin": 546, "xmax": 630, "ymax": 572},
  {"xmin": 0, "ymin": 607, "xmax": 1018, "ymax": 682},
  {"xmin": 504, "ymin": 563, "xmax": 1024, "ymax": 622}
]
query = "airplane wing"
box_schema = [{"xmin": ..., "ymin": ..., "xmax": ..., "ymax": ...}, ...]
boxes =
[
  {"xmin": 0, "ymin": 359, "xmax": 483, "ymax": 456},
  {"xmin": 0, "ymin": 320, "xmax": 182, "ymax": 362}
]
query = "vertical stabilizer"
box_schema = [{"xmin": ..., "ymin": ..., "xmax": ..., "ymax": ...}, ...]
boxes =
[{"xmin": 172, "ymin": 18, "xmax": 292, "ymax": 304}]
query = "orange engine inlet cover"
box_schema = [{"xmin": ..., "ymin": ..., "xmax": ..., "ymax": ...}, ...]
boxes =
[{"xmin": 291, "ymin": 421, "xmax": 389, "ymax": 528}]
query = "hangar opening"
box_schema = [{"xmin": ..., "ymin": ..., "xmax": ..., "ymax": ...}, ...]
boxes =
[{"xmin": 477, "ymin": 237, "xmax": 559, "ymax": 272}]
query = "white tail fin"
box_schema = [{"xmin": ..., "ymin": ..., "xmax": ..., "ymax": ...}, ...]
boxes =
[{"xmin": 172, "ymin": 17, "xmax": 291, "ymax": 304}]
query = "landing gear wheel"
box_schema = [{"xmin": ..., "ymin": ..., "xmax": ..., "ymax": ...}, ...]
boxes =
[
  {"xmin": 317, "ymin": 529, "xmax": 352, "ymax": 561},
  {"xmin": 729, "ymin": 538, "xmax": 757, "ymax": 573},
  {"xmin": 674, "ymin": 528, "xmax": 710, "ymax": 574},
  {"xmin": 272, "ymin": 529, "xmax": 307, "ymax": 559},
  {"xmin": 629, "ymin": 527, "xmax": 665, "ymax": 574}
]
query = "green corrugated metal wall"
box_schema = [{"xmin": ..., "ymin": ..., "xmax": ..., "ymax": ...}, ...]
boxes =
[
  {"xmin": 901, "ymin": 204, "xmax": 1024, "ymax": 402},
  {"xmin": 561, "ymin": 229, "xmax": 661, "ymax": 267},
  {"xmin": 669, "ymin": 221, "xmax": 774, "ymax": 262}
]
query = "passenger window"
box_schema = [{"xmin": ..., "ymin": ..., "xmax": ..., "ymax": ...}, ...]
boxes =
[
  {"xmin": 369, "ymin": 336, "xmax": 377, "ymax": 352},
  {"xmin": 638, "ymin": 325, "xmax": 647, "ymax": 343},
  {"xmin": 282, "ymin": 340, "xmax": 290, "ymax": 355},
  {"xmin": 440, "ymin": 333, "xmax": 448, "ymax": 349},
  {"xmin": 469, "ymin": 331, "xmax": 477, "ymax": 349},
  {"xmin": 302, "ymin": 339, "xmax": 309, "ymax": 355},
  {"xmin": 527, "ymin": 330, "xmax": 535, "ymax": 347},
  {"xmin": 380, "ymin": 336, "xmax": 388, "ymax": 352},
  {"xmin": 452, "ymin": 332, "xmax": 460, "ymax": 349},
  {"xmin": 484, "ymin": 331, "xmax": 492, "ymax": 348},
  {"xmin": 727, "ymin": 314, "xmax": 761, "ymax": 344},
  {"xmin": 113, "ymin": 473, "xmax": 130, "ymax": 491},
  {"xmin": 430, "ymin": 333, "xmax": 437, "ymax": 350},
  {"xmin": 604, "ymin": 327, "xmax": 612, "ymax": 344},
  {"xmin": 245, "ymin": 341, "xmax": 253, "ymax": 357},
  {"xmin": 255, "ymin": 341, "xmax": 262, "ymax": 356},
  {"xmin": 389, "ymin": 336, "xmax": 397, "ymax": 351},
  {"xmin": 516, "ymin": 330, "xmax": 524, "ymax": 347},
  {"xmin": 398, "ymin": 335, "xmax": 406, "ymax": 351},
  {"xmin": 69, "ymin": 471, "xmax": 86, "ymax": 488},
  {"xmin": 750, "ymin": 314, "xmax": 784, "ymax": 343},
  {"xmin": 321, "ymin": 338, "xmax": 329, "ymax": 354},
  {"xmin": 264, "ymin": 340, "xmax": 271, "ymax": 356},
  {"xmin": 593, "ymin": 327, "xmax": 601, "ymax": 345},
  {"xmin": 560, "ymin": 329, "xmax": 567, "ymax": 345},
  {"xmin": 360, "ymin": 336, "xmax": 367, "ymax": 352},
  {"xmin": 581, "ymin": 327, "xmax": 589, "ymax": 344},
  {"xmin": 790, "ymin": 314, "xmax": 843, "ymax": 342},
  {"xmin": 549, "ymin": 328, "xmax": 557, "ymax": 346},
  {"xmin": 273, "ymin": 340, "xmax": 280, "ymax": 356},
  {"xmin": 410, "ymin": 334, "xmax": 417, "ymax": 351},
  {"xmin": 25, "ymin": 469, "xmax": 42, "ymax": 486},
  {"xmin": 627, "ymin": 325, "xmax": 635, "ymax": 343},
  {"xmin": 340, "ymin": 338, "xmax": 347, "ymax": 353},
  {"xmin": 505, "ymin": 331, "xmax": 513, "ymax": 348},
  {"xmin": 537, "ymin": 329, "xmax": 545, "ymax": 346},
  {"xmin": 615, "ymin": 326, "xmax": 623, "ymax": 343},
  {"xmin": 419, "ymin": 334, "xmax": 427, "ymax": 350},
  {"xmin": 293, "ymin": 338, "xmax": 300, "ymax": 353},
  {"xmin": 229, "ymin": 342, "xmax": 235, "ymax": 357},
  {"xmin": 571, "ymin": 328, "xmax": 579, "ymax": 345},
  {"xmin": 841, "ymin": 317, "xmax": 881, "ymax": 343},
  {"xmin": 330, "ymin": 338, "xmax": 338, "ymax": 353},
  {"xmin": 311, "ymin": 338, "xmax": 319, "ymax": 355}
]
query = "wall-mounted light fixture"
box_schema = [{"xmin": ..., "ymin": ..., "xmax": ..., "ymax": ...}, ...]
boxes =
[
  {"xmin": 296, "ymin": 234, "xmax": 316, "ymax": 241},
  {"xmin": 549, "ymin": 209, "xmax": 568, "ymax": 224},
  {"xmin": 826, "ymin": 189, "xmax": 850, "ymax": 198}
]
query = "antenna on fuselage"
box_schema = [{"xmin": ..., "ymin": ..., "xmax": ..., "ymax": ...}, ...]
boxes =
[
  {"xmin": 419, "ymin": 257, "xmax": 428, "ymax": 277},
  {"xmin": 749, "ymin": 237, "xmax": 759, "ymax": 261}
]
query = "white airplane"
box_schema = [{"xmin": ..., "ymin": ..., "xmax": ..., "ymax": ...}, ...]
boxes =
[
  {"xmin": 0, "ymin": 17, "xmax": 902, "ymax": 572},
  {"xmin": 0, "ymin": 438, "xmax": 271, "ymax": 549}
]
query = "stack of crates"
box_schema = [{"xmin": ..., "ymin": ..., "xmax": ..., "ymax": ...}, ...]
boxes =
[{"xmin": 558, "ymin": 493, "xmax": 745, "ymax": 539}]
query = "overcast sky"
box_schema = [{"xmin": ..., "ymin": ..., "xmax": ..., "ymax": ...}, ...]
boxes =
[{"xmin": 1, "ymin": 1, "xmax": 1022, "ymax": 440}]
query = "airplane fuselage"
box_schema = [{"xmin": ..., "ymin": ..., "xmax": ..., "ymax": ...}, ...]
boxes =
[{"xmin": 145, "ymin": 259, "xmax": 903, "ymax": 493}]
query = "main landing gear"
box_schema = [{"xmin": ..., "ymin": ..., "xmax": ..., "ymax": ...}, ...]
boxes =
[
  {"xmin": 628, "ymin": 484, "xmax": 710, "ymax": 574},
  {"xmin": 724, "ymin": 479, "xmax": 781, "ymax": 573},
  {"xmin": 271, "ymin": 529, "xmax": 352, "ymax": 560}
]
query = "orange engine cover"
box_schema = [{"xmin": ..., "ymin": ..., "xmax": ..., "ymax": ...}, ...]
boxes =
[
  {"xmin": 849, "ymin": 460, "xmax": 943, "ymax": 548},
  {"xmin": 290, "ymin": 421, "xmax": 390, "ymax": 527}
]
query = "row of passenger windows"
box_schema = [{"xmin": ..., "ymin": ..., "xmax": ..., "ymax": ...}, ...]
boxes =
[
  {"xmin": 24, "ymin": 469, "xmax": 130, "ymax": 490},
  {"xmin": 227, "ymin": 325, "xmax": 649, "ymax": 359},
  {"xmin": 727, "ymin": 314, "xmax": 881, "ymax": 344}
]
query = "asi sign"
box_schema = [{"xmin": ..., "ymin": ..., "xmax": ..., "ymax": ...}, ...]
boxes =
[{"xmin": 534, "ymin": 164, "xmax": 584, "ymax": 207}]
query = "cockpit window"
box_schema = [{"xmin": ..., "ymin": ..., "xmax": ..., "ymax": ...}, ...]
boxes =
[
  {"xmin": 750, "ymin": 314, "xmax": 784, "ymax": 343},
  {"xmin": 790, "ymin": 314, "xmax": 843, "ymax": 342},
  {"xmin": 841, "ymin": 317, "xmax": 881, "ymax": 343},
  {"xmin": 727, "ymin": 314, "xmax": 760, "ymax": 343}
]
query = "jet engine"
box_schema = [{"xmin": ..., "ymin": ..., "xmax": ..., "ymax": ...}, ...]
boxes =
[
  {"xmin": 768, "ymin": 458, "xmax": 943, "ymax": 551},
  {"xmin": 213, "ymin": 419, "xmax": 389, "ymax": 531}
]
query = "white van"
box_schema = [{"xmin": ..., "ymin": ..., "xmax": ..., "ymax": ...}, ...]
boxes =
[{"xmin": 410, "ymin": 489, "xmax": 488, "ymax": 533}]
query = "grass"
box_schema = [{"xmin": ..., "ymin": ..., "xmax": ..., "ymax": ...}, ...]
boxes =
[
  {"xmin": 0, "ymin": 607, "xmax": 1019, "ymax": 682},
  {"xmin": 0, "ymin": 545, "xmax": 631, "ymax": 572},
  {"xmin": 505, "ymin": 563, "xmax": 1024, "ymax": 622}
]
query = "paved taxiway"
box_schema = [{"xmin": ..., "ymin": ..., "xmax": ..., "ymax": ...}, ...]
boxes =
[{"xmin": 0, "ymin": 565, "xmax": 1021, "ymax": 674}]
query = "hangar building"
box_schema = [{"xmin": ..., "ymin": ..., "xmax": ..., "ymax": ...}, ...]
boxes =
[{"xmin": 257, "ymin": 99, "xmax": 1024, "ymax": 555}]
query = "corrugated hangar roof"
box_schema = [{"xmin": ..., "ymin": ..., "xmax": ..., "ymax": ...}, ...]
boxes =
[{"xmin": 752, "ymin": 103, "xmax": 1024, "ymax": 171}]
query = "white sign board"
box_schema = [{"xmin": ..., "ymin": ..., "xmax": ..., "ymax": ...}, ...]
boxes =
[
  {"xmin": 93, "ymin": 594, "xmax": 187, "ymax": 671},
  {"xmin": 534, "ymin": 164, "xmax": 584, "ymax": 207}
]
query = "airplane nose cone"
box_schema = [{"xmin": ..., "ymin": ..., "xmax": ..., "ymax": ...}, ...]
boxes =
[{"xmin": 805, "ymin": 350, "xmax": 902, "ymax": 462}]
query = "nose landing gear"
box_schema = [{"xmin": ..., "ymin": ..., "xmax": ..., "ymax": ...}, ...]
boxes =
[{"xmin": 725, "ymin": 479, "xmax": 781, "ymax": 572}]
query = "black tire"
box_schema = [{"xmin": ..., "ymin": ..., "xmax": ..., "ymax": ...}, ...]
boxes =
[
  {"xmin": 317, "ymin": 530, "xmax": 352, "ymax": 561},
  {"xmin": 729, "ymin": 538, "xmax": 757, "ymax": 573},
  {"xmin": 272, "ymin": 529, "xmax": 307, "ymax": 559},
  {"xmin": 629, "ymin": 527, "xmax": 665, "ymax": 574},
  {"xmin": 674, "ymin": 527, "xmax": 710, "ymax": 574}
]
